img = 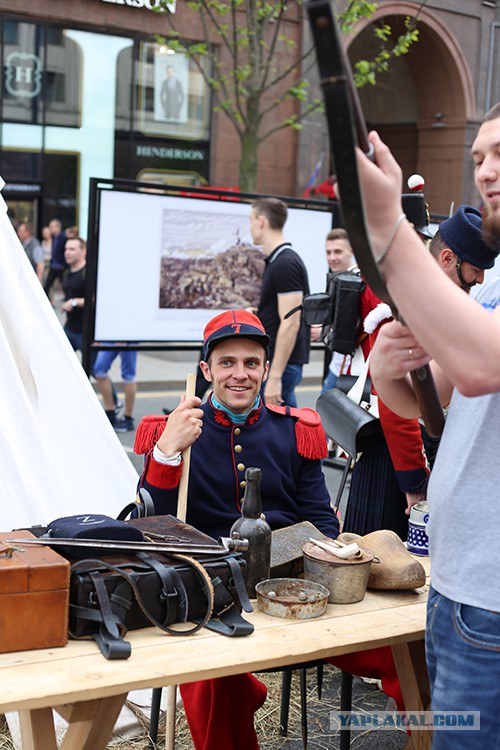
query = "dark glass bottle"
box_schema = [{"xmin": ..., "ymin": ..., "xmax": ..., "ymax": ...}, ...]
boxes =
[{"xmin": 230, "ymin": 467, "xmax": 271, "ymax": 597}]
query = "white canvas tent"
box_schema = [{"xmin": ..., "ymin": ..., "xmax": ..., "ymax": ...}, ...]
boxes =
[{"xmin": 0, "ymin": 178, "xmax": 138, "ymax": 531}]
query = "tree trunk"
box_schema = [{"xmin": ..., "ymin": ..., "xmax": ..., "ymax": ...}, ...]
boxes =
[{"xmin": 239, "ymin": 128, "xmax": 259, "ymax": 193}]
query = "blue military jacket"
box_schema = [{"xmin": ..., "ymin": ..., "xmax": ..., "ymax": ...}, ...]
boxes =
[{"xmin": 139, "ymin": 397, "xmax": 339, "ymax": 541}]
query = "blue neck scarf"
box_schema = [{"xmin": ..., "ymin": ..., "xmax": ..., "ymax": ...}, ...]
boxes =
[{"xmin": 211, "ymin": 394, "xmax": 261, "ymax": 424}]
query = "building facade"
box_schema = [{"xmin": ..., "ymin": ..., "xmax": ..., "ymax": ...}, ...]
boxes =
[
  {"xmin": 355, "ymin": 0, "xmax": 500, "ymax": 217},
  {"xmin": 0, "ymin": 0, "xmax": 301, "ymax": 236},
  {"xmin": 2, "ymin": 0, "xmax": 500, "ymax": 235},
  {"xmin": 300, "ymin": 0, "xmax": 500, "ymax": 218}
]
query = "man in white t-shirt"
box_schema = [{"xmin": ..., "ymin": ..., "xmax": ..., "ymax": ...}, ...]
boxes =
[{"xmin": 366, "ymin": 103, "xmax": 500, "ymax": 748}]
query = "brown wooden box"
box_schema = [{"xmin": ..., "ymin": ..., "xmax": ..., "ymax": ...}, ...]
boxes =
[{"xmin": 0, "ymin": 529, "xmax": 70, "ymax": 653}]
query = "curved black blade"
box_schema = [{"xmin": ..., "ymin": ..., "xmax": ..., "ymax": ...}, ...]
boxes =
[
  {"xmin": 306, "ymin": 0, "xmax": 389, "ymax": 303},
  {"xmin": 306, "ymin": 0, "xmax": 444, "ymax": 437}
]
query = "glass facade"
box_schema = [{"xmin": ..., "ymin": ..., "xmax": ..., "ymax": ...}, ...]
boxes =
[
  {"xmin": 0, "ymin": 17, "xmax": 211, "ymax": 237},
  {"xmin": 2, "ymin": 21, "xmax": 81, "ymax": 128}
]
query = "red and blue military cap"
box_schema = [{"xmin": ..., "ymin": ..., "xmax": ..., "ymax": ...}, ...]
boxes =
[
  {"xmin": 203, "ymin": 309, "xmax": 269, "ymax": 360},
  {"xmin": 134, "ymin": 309, "xmax": 327, "ymax": 460}
]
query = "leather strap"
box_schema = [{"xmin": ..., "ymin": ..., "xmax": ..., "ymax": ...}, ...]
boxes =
[
  {"xmin": 307, "ymin": 0, "xmax": 388, "ymax": 303},
  {"xmin": 226, "ymin": 555, "xmax": 253, "ymax": 613},
  {"xmin": 197, "ymin": 564, "xmax": 254, "ymax": 637},
  {"xmin": 135, "ymin": 551, "xmax": 188, "ymax": 624},
  {"xmin": 88, "ymin": 571, "xmax": 132, "ymax": 659},
  {"xmin": 117, "ymin": 487, "xmax": 156, "ymax": 520},
  {"xmin": 89, "ymin": 571, "xmax": 122, "ymax": 640},
  {"xmin": 203, "ymin": 604, "xmax": 254, "ymax": 637},
  {"xmin": 306, "ymin": 0, "xmax": 444, "ymax": 438}
]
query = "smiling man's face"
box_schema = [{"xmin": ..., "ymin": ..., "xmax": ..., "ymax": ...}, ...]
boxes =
[
  {"xmin": 200, "ymin": 338, "xmax": 268, "ymax": 413},
  {"xmin": 325, "ymin": 237, "xmax": 353, "ymax": 273}
]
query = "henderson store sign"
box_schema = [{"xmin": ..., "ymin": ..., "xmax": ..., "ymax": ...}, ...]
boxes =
[{"xmin": 99, "ymin": 0, "xmax": 177, "ymax": 10}]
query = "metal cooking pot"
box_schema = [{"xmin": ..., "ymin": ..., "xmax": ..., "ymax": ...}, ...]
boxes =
[{"xmin": 302, "ymin": 542, "xmax": 374, "ymax": 604}]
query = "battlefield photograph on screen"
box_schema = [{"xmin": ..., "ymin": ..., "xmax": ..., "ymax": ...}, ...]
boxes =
[
  {"xmin": 158, "ymin": 207, "xmax": 265, "ymax": 310},
  {"xmin": 92, "ymin": 184, "xmax": 331, "ymax": 343}
]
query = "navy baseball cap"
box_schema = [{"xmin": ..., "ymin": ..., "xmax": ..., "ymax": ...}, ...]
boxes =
[
  {"xmin": 203, "ymin": 309, "xmax": 269, "ymax": 360},
  {"xmin": 439, "ymin": 205, "xmax": 499, "ymax": 269}
]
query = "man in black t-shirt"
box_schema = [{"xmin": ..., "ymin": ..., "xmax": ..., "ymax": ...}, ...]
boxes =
[
  {"xmin": 61, "ymin": 237, "xmax": 87, "ymax": 353},
  {"xmin": 250, "ymin": 197, "xmax": 310, "ymax": 407},
  {"xmin": 44, "ymin": 219, "xmax": 68, "ymax": 300}
]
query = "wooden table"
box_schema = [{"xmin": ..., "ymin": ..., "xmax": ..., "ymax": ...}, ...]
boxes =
[{"xmin": 0, "ymin": 559, "xmax": 431, "ymax": 750}]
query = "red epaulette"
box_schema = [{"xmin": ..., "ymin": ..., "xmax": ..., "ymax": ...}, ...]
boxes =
[
  {"xmin": 133, "ymin": 414, "xmax": 168, "ymax": 455},
  {"xmin": 265, "ymin": 404, "xmax": 328, "ymax": 460}
]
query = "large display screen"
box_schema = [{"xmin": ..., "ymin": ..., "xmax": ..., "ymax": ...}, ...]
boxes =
[{"xmin": 91, "ymin": 183, "xmax": 334, "ymax": 344}]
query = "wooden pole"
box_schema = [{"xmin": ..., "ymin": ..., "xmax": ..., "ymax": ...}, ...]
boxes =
[
  {"xmin": 165, "ymin": 372, "xmax": 196, "ymax": 750},
  {"xmin": 176, "ymin": 372, "xmax": 197, "ymax": 524}
]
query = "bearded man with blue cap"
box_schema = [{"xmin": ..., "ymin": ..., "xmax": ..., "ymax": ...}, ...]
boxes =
[{"xmin": 429, "ymin": 204, "xmax": 498, "ymax": 292}]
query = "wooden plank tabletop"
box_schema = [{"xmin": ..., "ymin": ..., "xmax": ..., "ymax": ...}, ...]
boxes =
[{"xmin": 0, "ymin": 562, "xmax": 429, "ymax": 714}]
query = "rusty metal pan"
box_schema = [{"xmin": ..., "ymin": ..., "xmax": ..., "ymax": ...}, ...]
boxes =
[{"xmin": 255, "ymin": 577, "xmax": 330, "ymax": 619}]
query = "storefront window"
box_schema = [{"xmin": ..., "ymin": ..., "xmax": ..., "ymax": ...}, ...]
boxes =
[
  {"xmin": 0, "ymin": 18, "xmax": 214, "ymax": 238},
  {"xmin": 115, "ymin": 43, "xmax": 210, "ymax": 186},
  {"xmin": 44, "ymin": 30, "xmax": 81, "ymax": 127},
  {"xmin": 0, "ymin": 149, "xmax": 42, "ymax": 182},
  {"xmin": 41, "ymin": 152, "xmax": 78, "ymax": 228},
  {"xmin": 3, "ymin": 21, "xmax": 18, "ymax": 46},
  {"xmin": 137, "ymin": 42, "xmax": 211, "ymax": 141},
  {"xmin": 0, "ymin": 150, "xmax": 77, "ymax": 232},
  {"xmin": 2, "ymin": 22, "xmax": 43, "ymax": 125},
  {"xmin": 1, "ymin": 20, "xmax": 81, "ymax": 128}
]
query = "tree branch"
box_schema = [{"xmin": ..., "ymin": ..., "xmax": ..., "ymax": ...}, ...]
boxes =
[
  {"xmin": 258, "ymin": 45, "xmax": 316, "ymax": 100},
  {"xmin": 259, "ymin": 99, "xmax": 324, "ymax": 143},
  {"xmin": 259, "ymin": 1, "xmax": 287, "ymax": 93},
  {"xmin": 230, "ymin": 1, "xmax": 244, "ymax": 119}
]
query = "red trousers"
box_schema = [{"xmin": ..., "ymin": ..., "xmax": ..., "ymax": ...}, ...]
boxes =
[{"xmin": 180, "ymin": 646, "xmax": 404, "ymax": 750}]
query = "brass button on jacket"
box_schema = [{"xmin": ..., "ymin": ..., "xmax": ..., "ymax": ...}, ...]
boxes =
[
  {"xmin": 237, "ymin": 463, "xmax": 245, "ymax": 472},
  {"xmin": 234, "ymin": 445, "xmax": 243, "ymax": 453}
]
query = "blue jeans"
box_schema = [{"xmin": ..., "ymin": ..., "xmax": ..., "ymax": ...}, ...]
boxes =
[
  {"xmin": 93, "ymin": 349, "xmax": 137, "ymax": 382},
  {"xmin": 280, "ymin": 363, "xmax": 303, "ymax": 407},
  {"xmin": 64, "ymin": 327, "xmax": 97, "ymax": 372},
  {"xmin": 321, "ymin": 370, "xmax": 338, "ymax": 395},
  {"xmin": 426, "ymin": 585, "xmax": 500, "ymax": 748},
  {"xmin": 64, "ymin": 326, "xmax": 82, "ymax": 353}
]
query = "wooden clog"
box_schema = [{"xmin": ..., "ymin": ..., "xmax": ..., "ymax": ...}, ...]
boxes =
[{"xmin": 338, "ymin": 530, "xmax": 426, "ymax": 590}]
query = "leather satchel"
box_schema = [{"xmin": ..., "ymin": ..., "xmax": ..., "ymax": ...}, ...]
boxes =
[
  {"xmin": 58, "ymin": 515, "xmax": 254, "ymax": 659},
  {"xmin": 335, "ymin": 373, "xmax": 373, "ymax": 403},
  {"xmin": 316, "ymin": 387, "xmax": 383, "ymax": 457},
  {"xmin": 317, "ymin": 348, "xmax": 383, "ymax": 457}
]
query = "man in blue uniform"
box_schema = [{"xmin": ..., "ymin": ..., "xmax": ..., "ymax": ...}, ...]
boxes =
[
  {"xmin": 134, "ymin": 309, "xmax": 405, "ymax": 750},
  {"xmin": 135, "ymin": 308, "xmax": 338, "ymax": 539}
]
